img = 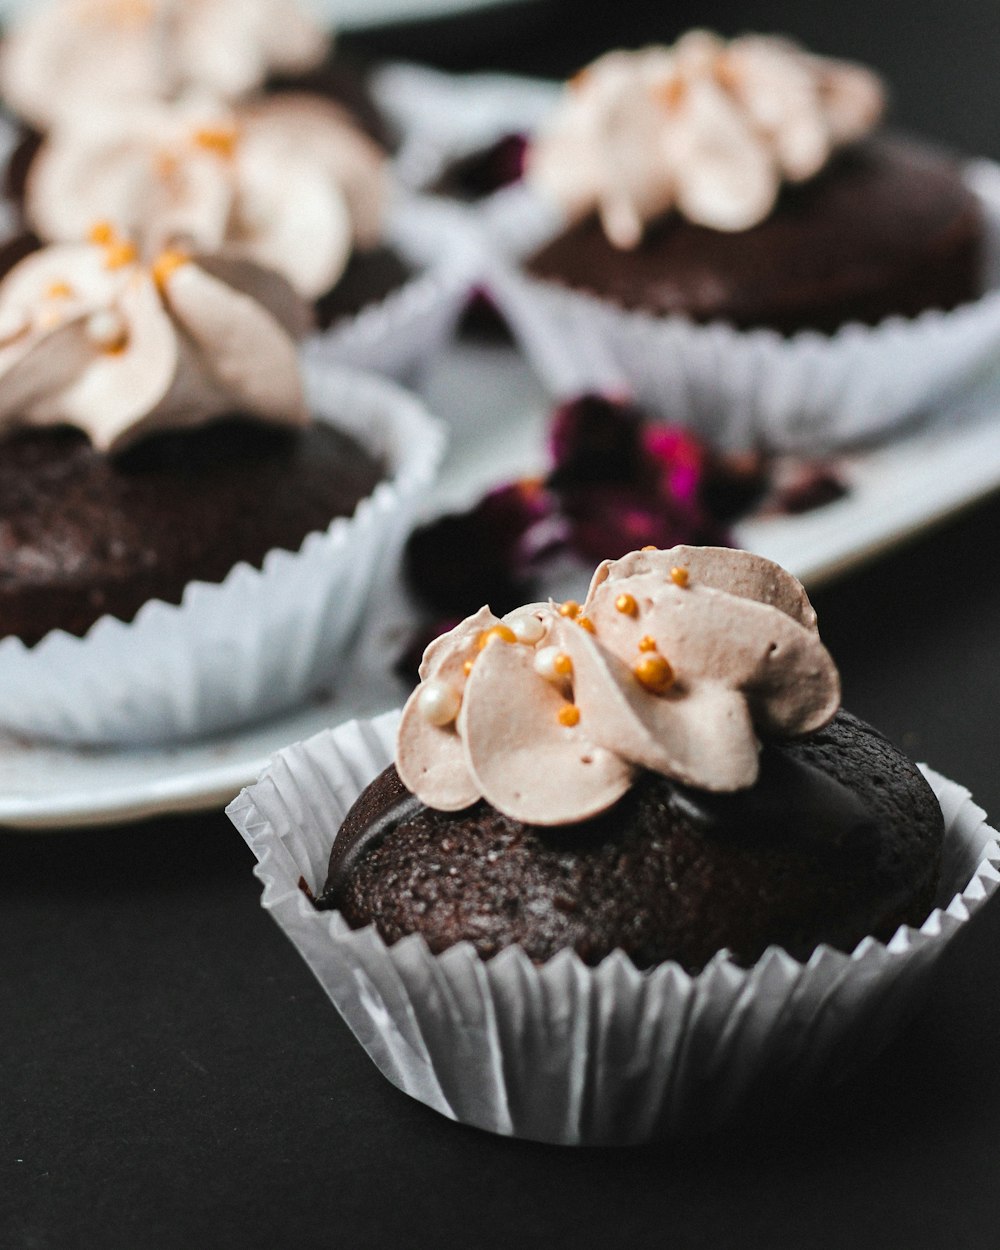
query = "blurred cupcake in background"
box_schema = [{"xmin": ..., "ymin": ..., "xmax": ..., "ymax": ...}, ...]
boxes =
[
  {"xmin": 0, "ymin": 0, "xmax": 328, "ymax": 132},
  {"xmin": 0, "ymin": 226, "xmax": 444, "ymax": 744},
  {"xmin": 21, "ymin": 91, "xmax": 409, "ymax": 327},
  {"xmin": 485, "ymin": 31, "xmax": 1000, "ymax": 450}
]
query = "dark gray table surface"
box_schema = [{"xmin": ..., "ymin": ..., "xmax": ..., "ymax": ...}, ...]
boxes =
[{"xmin": 5, "ymin": 3, "xmax": 1000, "ymax": 1247}]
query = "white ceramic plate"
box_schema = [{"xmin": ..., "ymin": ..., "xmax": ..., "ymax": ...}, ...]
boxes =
[{"xmin": 4, "ymin": 342, "xmax": 1000, "ymax": 831}]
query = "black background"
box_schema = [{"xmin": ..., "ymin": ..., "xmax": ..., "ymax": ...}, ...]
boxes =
[{"xmin": 6, "ymin": 2, "xmax": 1000, "ymax": 1246}]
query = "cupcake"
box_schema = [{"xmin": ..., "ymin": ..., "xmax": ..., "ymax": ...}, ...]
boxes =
[
  {"xmin": 229, "ymin": 546, "xmax": 998, "ymax": 1144},
  {"xmin": 524, "ymin": 34, "xmax": 980, "ymax": 332},
  {"xmin": 21, "ymin": 92, "xmax": 408, "ymax": 329},
  {"xmin": 487, "ymin": 32, "xmax": 1000, "ymax": 450},
  {"xmin": 0, "ymin": 230, "xmax": 445, "ymax": 744},
  {"xmin": 0, "ymin": 0, "xmax": 346, "ymax": 135},
  {"xmin": 319, "ymin": 546, "xmax": 942, "ymax": 969}
]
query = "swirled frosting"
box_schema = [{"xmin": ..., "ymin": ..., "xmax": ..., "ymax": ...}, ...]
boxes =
[
  {"xmin": 0, "ymin": 0, "xmax": 328, "ymax": 130},
  {"xmin": 26, "ymin": 93, "xmax": 387, "ymax": 300},
  {"xmin": 397, "ymin": 546, "xmax": 840, "ymax": 825},
  {"xmin": 0, "ymin": 232, "xmax": 311, "ymax": 451},
  {"xmin": 527, "ymin": 32, "xmax": 886, "ymax": 245}
]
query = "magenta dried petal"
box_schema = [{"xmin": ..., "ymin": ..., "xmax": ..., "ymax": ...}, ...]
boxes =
[
  {"xmin": 548, "ymin": 393, "xmax": 647, "ymax": 489},
  {"xmin": 405, "ymin": 480, "xmax": 555, "ymax": 620},
  {"xmin": 561, "ymin": 485, "xmax": 726, "ymax": 563}
]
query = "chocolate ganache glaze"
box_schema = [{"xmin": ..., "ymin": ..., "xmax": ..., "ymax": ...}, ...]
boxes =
[{"xmin": 317, "ymin": 549, "xmax": 944, "ymax": 971}]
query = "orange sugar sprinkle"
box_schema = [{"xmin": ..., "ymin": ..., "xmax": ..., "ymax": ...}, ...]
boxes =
[
  {"xmin": 638, "ymin": 636, "xmax": 658, "ymax": 653},
  {"xmin": 152, "ymin": 249, "xmax": 190, "ymax": 292},
  {"xmin": 558, "ymin": 601, "xmax": 581, "ymax": 619},
  {"xmin": 463, "ymin": 659, "xmax": 475, "ymax": 676},
  {"xmin": 577, "ymin": 616, "xmax": 596, "ymax": 634},
  {"xmin": 615, "ymin": 593, "xmax": 638, "ymax": 617},
  {"xmin": 88, "ymin": 220, "xmax": 116, "ymax": 246},
  {"xmin": 670, "ymin": 566, "xmax": 690, "ymax": 588},
  {"xmin": 103, "ymin": 240, "xmax": 138, "ymax": 270},
  {"xmin": 477, "ymin": 624, "xmax": 517, "ymax": 650},
  {"xmin": 654, "ymin": 77, "xmax": 686, "ymax": 109},
  {"xmin": 553, "ymin": 653, "xmax": 573, "ymax": 677},
  {"xmin": 192, "ymin": 126, "xmax": 239, "ymax": 158},
  {"xmin": 641, "ymin": 544, "xmax": 658, "ymax": 552},
  {"xmin": 558, "ymin": 704, "xmax": 581, "ymax": 728},
  {"xmin": 635, "ymin": 654, "xmax": 675, "ymax": 694}
]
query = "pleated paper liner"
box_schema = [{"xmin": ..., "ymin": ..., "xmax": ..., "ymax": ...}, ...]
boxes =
[
  {"xmin": 482, "ymin": 160, "xmax": 1000, "ymax": 452},
  {"xmin": 0, "ymin": 368, "xmax": 445, "ymax": 746},
  {"xmin": 228, "ymin": 709, "xmax": 1000, "ymax": 1146}
]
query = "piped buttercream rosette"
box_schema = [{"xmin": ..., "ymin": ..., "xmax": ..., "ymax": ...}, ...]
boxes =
[
  {"xmin": 397, "ymin": 546, "xmax": 840, "ymax": 825},
  {"xmin": 25, "ymin": 93, "xmax": 388, "ymax": 302},
  {"xmin": 0, "ymin": 0, "xmax": 328, "ymax": 130},
  {"xmin": 0, "ymin": 228, "xmax": 311, "ymax": 452},
  {"xmin": 527, "ymin": 31, "xmax": 885, "ymax": 245}
]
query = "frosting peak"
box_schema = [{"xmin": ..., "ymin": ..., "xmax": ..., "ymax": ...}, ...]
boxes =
[
  {"xmin": 527, "ymin": 33, "xmax": 886, "ymax": 245},
  {"xmin": 0, "ymin": 0, "xmax": 329, "ymax": 129},
  {"xmin": 397, "ymin": 547, "xmax": 840, "ymax": 825},
  {"xmin": 0, "ymin": 236, "xmax": 311, "ymax": 451},
  {"xmin": 26, "ymin": 94, "xmax": 388, "ymax": 300}
]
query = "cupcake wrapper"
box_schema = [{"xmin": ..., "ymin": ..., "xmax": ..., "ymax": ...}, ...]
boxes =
[
  {"xmin": 303, "ymin": 193, "xmax": 476, "ymax": 381},
  {"xmin": 228, "ymin": 711, "xmax": 1000, "ymax": 1146},
  {"xmin": 370, "ymin": 62, "xmax": 560, "ymax": 193},
  {"xmin": 483, "ymin": 159, "xmax": 1000, "ymax": 451},
  {"xmin": 0, "ymin": 369, "xmax": 445, "ymax": 747}
]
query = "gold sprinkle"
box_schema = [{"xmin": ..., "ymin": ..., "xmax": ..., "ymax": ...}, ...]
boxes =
[
  {"xmin": 635, "ymin": 654, "xmax": 675, "ymax": 695},
  {"xmin": 45, "ymin": 281, "xmax": 74, "ymax": 300},
  {"xmin": 641, "ymin": 544, "xmax": 658, "ymax": 552},
  {"xmin": 463, "ymin": 659, "xmax": 475, "ymax": 676},
  {"xmin": 192, "ymin": 126, "xmax": 239, "ymax": 159},
  {"xmin": 558, "ymin": 704, "xmax": 581, "ymax": 728},
  {"xmin": 88, "ymin": 220, "xmax": 115, "ymax": 246},
  {"xmin": 477, "ymin": 624, "xmax": 517, "ymax": 650},
  {"xmin": 615, "ymin": 593, "xmax": 638, "ymax": 617},
  {"xmin": 670, "ymin": 566, "xmax": 690, "ymax": 588},
  {"xmin": 577, "ymin": 616, "xmax": 596, "ymax": 634},
  {"xmin": 638, "ymin": 635, "xmax": 658, "ymax": 653},
  {"xmin": 654, "ymin": 77, "xmax": 686, "ymax": 110},
  {"xmin": 103, "ymin": 240, "xmax": 138, "ymax": 270},
  {"xmin": 154, "ymin": 152, "xmax": 179, "ymax": 180},
  {"xmin": 553, "ymin": 653, "xmax": 573, "ymax": 677},
  {"xmin": 152, "ymin": 249, "xmax": 190, "ymax": 292},
  {"xmin": 559, "ymin": 601, "xmax": 581, "ymax": 619}
]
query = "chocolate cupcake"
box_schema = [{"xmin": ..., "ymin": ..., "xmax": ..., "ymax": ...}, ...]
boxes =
[
  {"xmin": 230, "ymin": 548, "xmax": 995, "ymax": 1144},
  {"xmin": 21, "ymin": 93, "xmax": 409, "ymax": 330},
  {"xmin": 523, "ymin": 34, "xmax": 981, "ymax": 332},
  {"xmin": 317, "ymin": 547, "xmax": 943, "ymax": 971},
  {"xmin": 490, "ymin": 33, "xmax": 1000, "ymax": 450},
  {"xmin": 0, "ymin": 233, "xmax": 444, "ymax": 743}
]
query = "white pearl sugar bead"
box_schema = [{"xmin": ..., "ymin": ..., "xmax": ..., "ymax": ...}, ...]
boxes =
[
  {"xmin": 507, "ymin": 613, "xmax": 545, "ymax": 645},
  {"xmin": 534, "ymin": 646, "xmax": 565, "ymax": 683},
  {"xmin": 85, "ymin": 309, "xmax": 128, "ymax": 351},
  {"xmin": 417, "ymin": 679, "xmax": 461, "ymax": 727}
]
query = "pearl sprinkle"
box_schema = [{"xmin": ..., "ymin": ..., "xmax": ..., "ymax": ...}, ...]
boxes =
[
  {"xmin": 417, "ymin": 680, "xmax": 461, "ymax": 727},
  {"xmin": 534, "ymin": 646, "xmax": 573, "ymax": 682},
  {"xmin": 507, "ymin": 613, "xmax": 545, "ymax": 645},
  {"xmin": 85, "ymin": 309, "xmax": 128, "ymax": 353}
]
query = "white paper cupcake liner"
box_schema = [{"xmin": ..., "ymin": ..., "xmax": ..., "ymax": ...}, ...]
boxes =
[
  {"xmin": 371, "ymin": 62, "xmax": 560, "ymax": 193},
  {"xmin": 481, "ymin": 159, "xmax": 1000, "ymax": 452},
  {"xmin": 228, "ymin": 710, "xmax": 1000, "ymax": 1146},
  {"xmin": 303, "ymin": 190, "xmax": 479, "ymax": 381},
  {"xmin": 0, "ymin": 368, "xmax": 445, "ymax": 747}
]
